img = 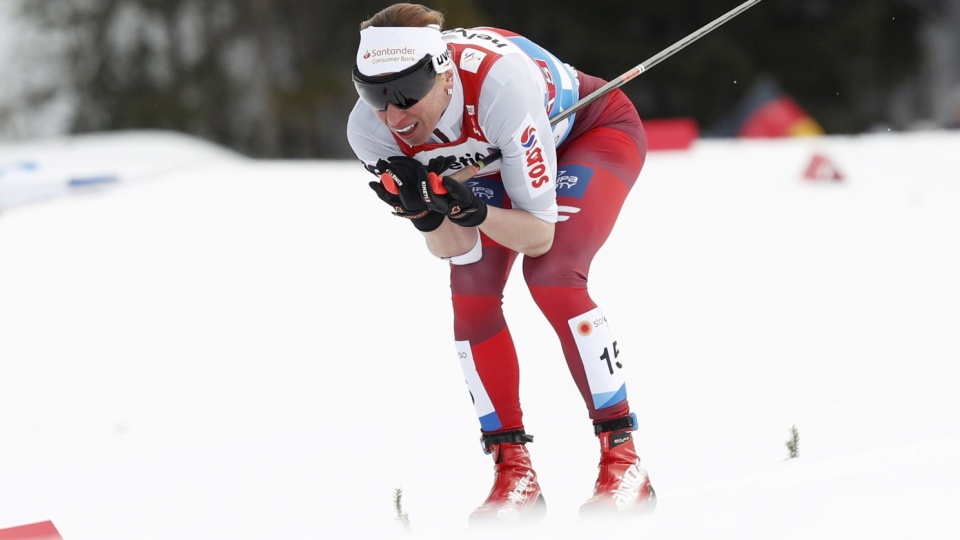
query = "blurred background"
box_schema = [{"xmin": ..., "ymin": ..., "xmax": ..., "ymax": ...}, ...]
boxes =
[
  {"xmin": 3, "ymin": 3, "xmax": 960, "ymax": 537},
  {"xmin": 1, "ymin": 0, "xmax": 959, "ymax": 159}
]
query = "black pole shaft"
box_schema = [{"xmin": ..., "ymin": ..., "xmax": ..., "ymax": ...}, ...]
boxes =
[{"xmin": 450, "ymin": 0, "xmax": 764, "ymax": 182}]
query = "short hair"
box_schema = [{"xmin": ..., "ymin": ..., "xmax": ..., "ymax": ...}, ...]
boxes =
[{"xmin": 360, "ymin": 3, "xmax": 445, "ymax": 31}]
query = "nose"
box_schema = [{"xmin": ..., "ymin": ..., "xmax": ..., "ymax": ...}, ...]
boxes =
[{"xmin": 384, "ymin": 103, "xmax": 409, "ymax": 127}]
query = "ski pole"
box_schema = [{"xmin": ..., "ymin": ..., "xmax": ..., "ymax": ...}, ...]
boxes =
[{"xmin": 447, "ymin": 0, "xmax": 764, "ymax": 183}]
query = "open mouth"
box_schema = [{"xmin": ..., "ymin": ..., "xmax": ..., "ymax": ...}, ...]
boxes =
[{"xmin": 394, "ymin": 122, "xmax": 418, "ymax": 136}]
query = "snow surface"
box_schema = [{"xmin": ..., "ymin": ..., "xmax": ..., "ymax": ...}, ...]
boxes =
[{"xmin": 1, "ymin": 130, "xmax": 959, "ymax": 539}]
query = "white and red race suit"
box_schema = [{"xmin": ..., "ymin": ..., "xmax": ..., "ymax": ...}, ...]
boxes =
[{"xmin": 347, "ymin": 27, "xmax": 648, "ymax": 434}]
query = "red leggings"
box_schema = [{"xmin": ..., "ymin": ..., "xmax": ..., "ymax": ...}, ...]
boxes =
[{"xmin": 450, "ymin": 101, "xmax": 646, "ymax": 434}]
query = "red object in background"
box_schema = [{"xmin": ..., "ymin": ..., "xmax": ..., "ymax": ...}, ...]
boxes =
[
  {"xmin": 644, "ymin": 118, "xmax": 699, "ymax": 151},
  {"xmin": 739, "ymin": 95, "xmax": 824, "ymax": 138},
  {"xmin": 706, "ymin": 77, "xmax": 824, "ymax": 139},
  {"xmin": 0, "ymin": 521, "xmax": 63, "ymax": 540},
  {"xmin": 803, "ymin": 153, "xmax": 845, "ymax": 182}
]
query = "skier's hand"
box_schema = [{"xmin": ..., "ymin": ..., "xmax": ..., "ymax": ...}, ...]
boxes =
[
  {"xmin": 421, "ymin": 174, "xmax": 488, "ymax": 227},
  {"xmin": 369, "ymin": 156, "xmax": 444, "ymax": 232}
]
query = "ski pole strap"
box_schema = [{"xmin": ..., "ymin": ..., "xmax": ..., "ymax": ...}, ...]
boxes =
[
  {"xmin": 593, "ymin": 412, "xmax": 638, "ymax": 435},
  {"xmin": 480, "ymin": 430, "xmax": 534, "ymax": 453}
]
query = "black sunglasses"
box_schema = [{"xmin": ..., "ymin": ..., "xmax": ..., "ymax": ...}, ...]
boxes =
[{"xmin": 352, "ymin": 54, "xmax": 439, "ymax": 112}]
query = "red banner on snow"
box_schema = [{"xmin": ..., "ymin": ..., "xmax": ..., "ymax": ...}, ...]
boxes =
[
  {"xmin": 0, "ymin": 521, "xmax": 63, "ymax": 540},
  {"xmin": 644, "ymin": 118, "xmax": 699, "ymax": 151}
]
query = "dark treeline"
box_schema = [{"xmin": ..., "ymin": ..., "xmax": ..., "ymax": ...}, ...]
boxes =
[{"xmin": 15, "ymin": 0, "xmax": 945, "ymax": 158}]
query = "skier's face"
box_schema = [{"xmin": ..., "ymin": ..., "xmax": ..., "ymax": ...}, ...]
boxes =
[{"xmin": 374, "ymin": 74, "xmax": 452, "ymax": 147}]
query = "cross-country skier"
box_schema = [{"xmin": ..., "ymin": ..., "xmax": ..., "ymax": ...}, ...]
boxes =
[{"xmin": 347, "ymin": 3, "xmax": 656, "ymax": 525}]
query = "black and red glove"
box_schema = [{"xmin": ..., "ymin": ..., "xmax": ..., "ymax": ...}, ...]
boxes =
[
  {"xmin": 369, "ymin": 156, "xmax": 445, "ymax": 232},
  {"xmin": 421, "ymin": 174, "xmax": 488, "ymax": 227}
]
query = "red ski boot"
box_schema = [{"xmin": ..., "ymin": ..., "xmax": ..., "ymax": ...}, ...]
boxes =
[
  {"xmin": 468, "ymin": 431, "xmax": 546, "ymax": 526},
  {"xmin": 580, "ymin": 415, "xmax": 657, "ymax": 517}
]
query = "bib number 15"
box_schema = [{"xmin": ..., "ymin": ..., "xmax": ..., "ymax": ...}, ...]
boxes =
[{"xmin": 600, "ymin": 341, "xmax": 622, "ymax": 375}]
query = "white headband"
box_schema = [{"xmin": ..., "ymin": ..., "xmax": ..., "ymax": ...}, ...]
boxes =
[{"xmin": 356, "ymin": 25, "xmax": 452, "ymax": 76}]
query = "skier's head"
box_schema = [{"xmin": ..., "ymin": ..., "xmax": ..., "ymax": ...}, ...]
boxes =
[
  {"xmin": 353, "ymin": 3, "xmax": 455, "ymax": 146},
  {"xmin": 353, "ymin": 25, "xmax": 452, "ymax": 108}
]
